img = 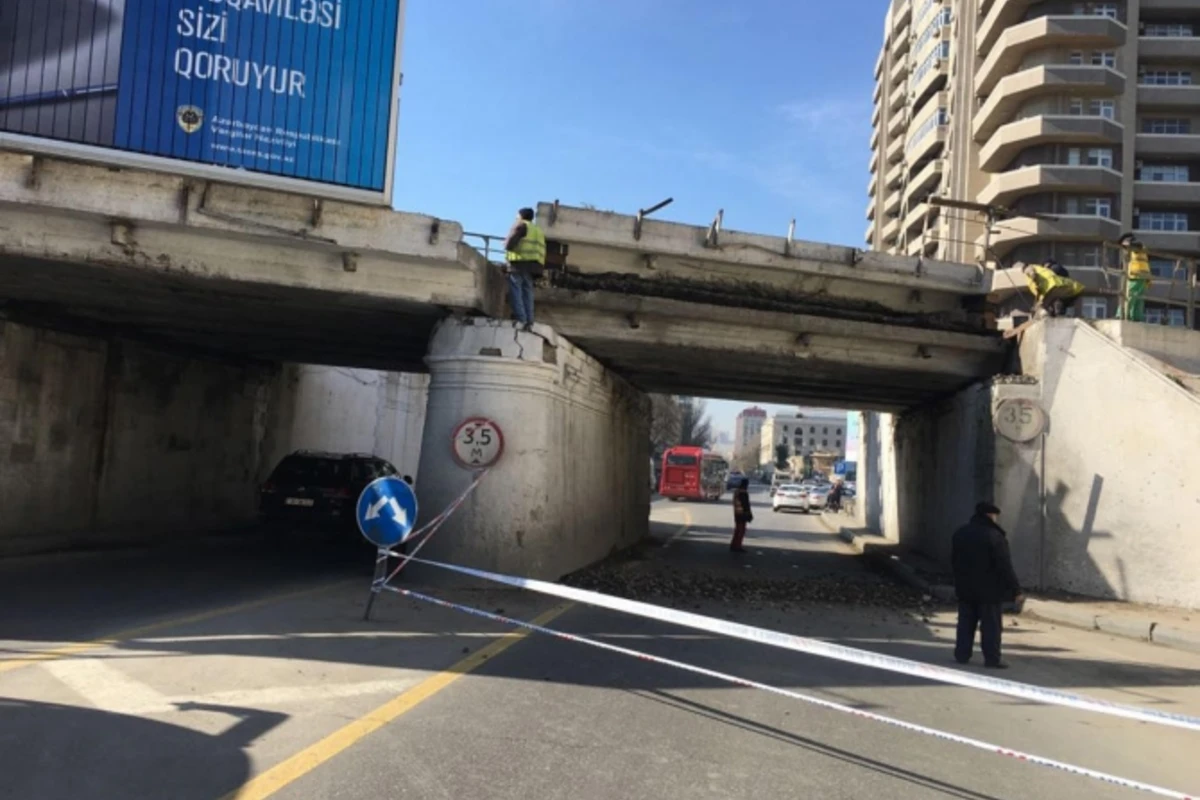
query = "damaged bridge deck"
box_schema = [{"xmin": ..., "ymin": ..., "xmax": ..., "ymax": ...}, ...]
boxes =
[{"xmin": 533, "ymin": 203, "xmax": 1006, "ymax": 410}]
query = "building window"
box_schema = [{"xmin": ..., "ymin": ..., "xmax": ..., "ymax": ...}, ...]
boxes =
[
  {"xmin": 1141, "ymin": 164, "xmax": 1190, "ymax": 182},
  {"xmin": 1091, "ymin": 51, "xmax": 1117, "ymax": 68},
  {"xmin": 1068, "ymin": 51, "xmax": 1085, "ymax": 65},
  {"xmin": 1068, "ymin": 147, "xmax": 1114, "ymax": 167},
  {"xmin": 914, "ymin": 7, "xmax": 952, "ymax": 52},
  {"xmin": 1069, "ymin": 98, "xmax": 1115, "ymax": 119},
  {"xmin": 1081, "ymin": 297, "xmax": 1108, "ymax": 318},
  {"xmin": 1073, "ymin": 3, "xmax": 1118, "ymax": 19},
  {"xmin": 1139, "ymin": 211, "xmax": 1190, "ymax": 231},
  {"xmin": 1150, "ymin": 258, "xmax": 1178, "ymax": 278},
  {"xmin": 1061, "ymin": 244, "xmax": 1103, "ymax": 267},
  {"xmin": 810, "ymin": 426, "xmax": 815, "ymax": 433},
  {"xmin": 1143, "ymin": 24, "xmax": 1194, "ymax": 38},
  {"xmin": 1143, "ymin": 118, "xmax": 1192, "ymax": 134},
  {"xmin": 837, "ymin": 428, "xmax": 843, "ymax": 435},
  {"xmin": 783, "ymin": 425, "xmax": 789, "ymax": 433},
  {"xmin": 912, "ymin": 41, "xmax": 950, "ymax": 85},
  {"xmin": 823, "ymin": 427, "xmax": 829, "ymax": 434},
  {"xmin": 1145, "ymin": 307, "xmax": 1165, "ymax": 325},
  {"xmin": 1141, "ymin": 70, "xmax": 1193, "ymax": 86},
  {"xmin": 836, "ymin": 439, "xmax": 843, "ymax": 448},
  {"xmin": 1065, "ymin": 196, "xmax": 1113, "ymax": 217},
  {"xmin": 1169, "ymin": 309, "xmax": 1187, "ymax": 327},
  {"xmin": 823, "ymin": 440, "xmax": 829, "ymax": 448}
]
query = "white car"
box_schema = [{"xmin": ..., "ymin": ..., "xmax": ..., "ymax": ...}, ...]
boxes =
[
  {"xmin": 772, "ymin": 484, "xmax": 809, "ymax": 513},
  {"xmin": 806, "ymin": 484, "xmax": 832, "ymax": 511}
]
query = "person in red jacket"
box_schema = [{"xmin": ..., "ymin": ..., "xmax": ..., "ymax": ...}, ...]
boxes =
[{"xmin": 730, "ymin": 478, "xmax": 753, "ymax": 553}]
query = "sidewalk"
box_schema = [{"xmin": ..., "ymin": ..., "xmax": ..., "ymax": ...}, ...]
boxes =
[{"xmin": 823, "ymin": 515, "xmax": 1200, "ymax": 655}]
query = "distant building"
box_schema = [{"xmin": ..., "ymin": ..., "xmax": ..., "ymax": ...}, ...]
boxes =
[
  {"xmin": 760, "ymin": 410, "xmax": 848, "ymax": 469},
  {"xmin": 733, "ymin": 406, "xmax": 768, "ymax": 465}
]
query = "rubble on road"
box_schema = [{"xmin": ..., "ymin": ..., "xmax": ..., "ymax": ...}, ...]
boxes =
[{"xmin": 562, "ymin": 560, "xmax": 927, "ymax": 609}]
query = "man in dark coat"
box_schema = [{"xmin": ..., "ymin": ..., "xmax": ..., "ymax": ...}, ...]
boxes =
[
  {"xmin": 729, "ymin": 478, "xmax": 752, "ymax": 553},
  {"xmin": 951, "ymin": 502, "xmax": 1024, "ymax": 668}
]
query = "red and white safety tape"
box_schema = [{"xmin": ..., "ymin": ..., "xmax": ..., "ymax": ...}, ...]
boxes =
[
  {"xmin": 398, "ymin": 556, "xmax": 1200, "ymax": 734},
  {"xmin": 382, "ymin": 585, "xmax": 1196, "ymax": 800}
]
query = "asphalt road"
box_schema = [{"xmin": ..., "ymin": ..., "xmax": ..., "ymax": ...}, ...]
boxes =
[{"xmin": 2, "ymin": 491, "xmax": 1200, "ymax": 799}]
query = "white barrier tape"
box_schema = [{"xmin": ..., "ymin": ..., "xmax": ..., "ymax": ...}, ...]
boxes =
[
  {"xmin": 406, "ymin": 557, "xmax": 1200, "ymax": 734},
  {"xmin": 384, "ymin": 585, "xmax": 1196, "ymax": 800},
  {"xmin": 376, "ymin": 471, "xmax": 489, "ymax": 585}
]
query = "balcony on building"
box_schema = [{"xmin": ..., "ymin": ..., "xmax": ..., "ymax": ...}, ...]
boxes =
[
  {"xmin": 888, "ymin": 107, "xmax": 908, "ymax": 139},
  {"xmin": 976, "ymin": 15, "xmax": 1127, "ymax": 96},
  {"xmin": 974, "ymin": 65, "xmax": 1126, "ymax": 142},
  {"xmin": 866, "ymin": 198, "xmax": 877, "ymax": 222},
  {"xmin": 1134, "ymin": 159, "xmax": 1200, "ymax": 205},
  {"xmin": 866, "ymin": 222, "xmax": 877, "ymax": 246},
  {"xmin": 981, "ymin": 115, "xmax": 1124, "ymax": 172},
  {"xmin": 885, "ymin": 185, "xmax": 904, "ymax": 217},
  {"xmin": 883, "ymin": 214, "xmax": 903, "ymax": 244},
  {"xmin": 1136, "ymin": 130, "xmax": 1200, "ymax": 158},
  {"xmin": 1137, "ymin": 84, "xmax": 1200, "ymax": 109},
  {"xmin": 886, "ymin": 158, "xmax": 906, "ymax": 191},
  {"xmin": 1132, "ymin": 230, "xmax": 1200, "ymax": 254},
  {"xmin": 1138, "ymin": 22, "xmax": 1200, "ymax": 60},
  {"xmin": 869, "ymin": 169, "xmax": 879, "ymax": 196},
  {"xmin": 984, "ymin": 214, "xmax": 1123, "ymax": 260},
  {"xmin": 905, "ymin": 157, "xmax": 946, "ymax": 205},
  {"xmin": 890, "ymin": 54, "xmax": 910, "ymax": 90},
  {"xmin": 905, "ymin": 99, "xmax": 949, "ymax": 165},
  {"xmin": 903, "ymin": 199, "xmax": 939, "ymax": 239},
  {"xmin": 872, "ymin": 101, "xmax": 882, "ymax": 128},
  {"xmin": 1133, "ymin": 208, "xmax": 1200, "ymax": 253},
  {"xmin": 889, "ymin": 83, "xmax": 909, "ymax": 113},
  {"xmin": 911, "ymin": 43, "xmax": 950, "ymax": 113},
  {"xmin": 979, "ymin": 164, "xmax": 1125, "ymax": 208},
  {"xmin": 906, "ymin": 233, "xmax": 940, "ymax": 258},
  {"xmin": 871, "ymin": 124, "xmax": 882, "ymax": 152},
  {"xmin": 977, "ymin": 0, "xmax": 1039, "ymax": 56},
  {"xmin": 887, "ymin": 132, "xmax": 906, "ymax": 165},
  {"xmin": 892, "ymin": 0, "xmax": 913, "ymax": 36}
]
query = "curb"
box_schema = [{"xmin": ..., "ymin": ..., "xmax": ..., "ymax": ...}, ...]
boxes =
[{"xmin": 823, "ymin": 517, "xmax": 1200, "ymax": 655}]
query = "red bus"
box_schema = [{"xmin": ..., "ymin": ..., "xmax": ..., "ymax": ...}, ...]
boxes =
[{"xmin": 659, "ymin": 446, "xmax": 729, "ymax": 501}]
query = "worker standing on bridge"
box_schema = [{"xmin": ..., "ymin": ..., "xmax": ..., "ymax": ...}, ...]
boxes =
[
  {"xmin": 730, "ymin": 478, "xmax": 752, "ymax": 553},
  {"xmin": 952, "ymin": 502, "xmax": 1024, "ymax": 669},
  {"xmin": 1118, "ymin": 233, "xmax": 1152, "ymax": 322},
  {"xmin": 503, "ymin": 207, "xmax": 547, "ymax": 331},
  {"xmin": 1018, "ymin": 260, "xmax": 1084, "ymax": 318}
]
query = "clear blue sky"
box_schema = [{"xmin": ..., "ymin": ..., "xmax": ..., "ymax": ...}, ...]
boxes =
[{"xmin": 392, "ymin": 0, "xmax": 887, "ymax": 437}]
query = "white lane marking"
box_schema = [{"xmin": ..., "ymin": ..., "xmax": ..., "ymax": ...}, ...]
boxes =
[
  {"xmin": 45, "ymin": 657, "xmax": 422, "ymax": 715},
  {"xmin": 45, "ymin": 658, "xmax": 168, "ymax": 713}
]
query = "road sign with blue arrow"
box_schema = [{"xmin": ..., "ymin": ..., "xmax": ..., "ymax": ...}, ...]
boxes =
[{"xmin": 356, "ymin": 476, "xmax": 419, "ymax": 548}]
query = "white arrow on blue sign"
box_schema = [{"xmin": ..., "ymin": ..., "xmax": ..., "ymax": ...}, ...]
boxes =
[{"xmin": 356, "ymin": 476, "xmax": 418, "ymax": 548}]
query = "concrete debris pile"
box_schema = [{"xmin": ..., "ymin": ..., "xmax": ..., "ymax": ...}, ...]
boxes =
[{"xmin": 562, "ymin": 561, "xmax": 926, "ymax": 609}]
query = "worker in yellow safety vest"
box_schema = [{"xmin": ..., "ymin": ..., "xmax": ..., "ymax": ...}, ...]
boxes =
[
  {"xmin": 504, "ymin": 207, "xmax": 547, "ymax": 331},
  {"xmin": 1017, "ymin": 260, "xmax": 1085, "ymax": 318},
  {"xmin": 1118, "ymin": 233, "xmax": 1152, "ymax": 322}
]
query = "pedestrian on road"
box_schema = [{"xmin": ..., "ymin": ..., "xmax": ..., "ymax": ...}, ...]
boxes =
[
  {"xmin": 951, "ymin": 502, "xmax": 1024, "ymax": 669},
  {"xmin": 1118, "ymin": 233, "xmax": 1152, "ymax": 322},
  {"xmin": 730, "ymin": 478, "xmax": 752, "ymax": 553},
  {"xmin": 503, "ymin": 207, "xmax": 547, "ymax": 331}
]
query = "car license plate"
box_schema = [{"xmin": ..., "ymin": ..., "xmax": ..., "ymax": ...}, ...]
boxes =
[{"xmin": 285, "ymin": 497, "xmax": 314, "ymax": 507}]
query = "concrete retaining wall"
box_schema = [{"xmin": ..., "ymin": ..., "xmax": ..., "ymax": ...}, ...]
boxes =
[
  {"xmin": 1014, "ymin": 320, "xmax": 1200, "ymax": 608},
  {"xmin": 415, "ymin": 318, "xmax": 650, "ymax": 581},
  {"xmin": 0, "ymin": 321, "xmax": 276, "ymax": 554},
  {"xmin": 262, "ymin": 366, "xmax": 429, "ymax": 481}
]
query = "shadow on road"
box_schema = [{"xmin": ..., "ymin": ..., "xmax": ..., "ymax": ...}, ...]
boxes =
[{"xmin": 0, "ymin": 698, "xmax": 284, "ymax": 800}]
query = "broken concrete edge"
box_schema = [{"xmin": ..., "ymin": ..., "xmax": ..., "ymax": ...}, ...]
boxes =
[{"xmin": 819, "ymin": 515, "xmax": 1200, "ymax": 655}]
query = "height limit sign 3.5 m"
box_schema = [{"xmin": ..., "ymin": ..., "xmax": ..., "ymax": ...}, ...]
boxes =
[{"xmin": 452, "ymin": 417, "xmax": 504, "ymax": 470}]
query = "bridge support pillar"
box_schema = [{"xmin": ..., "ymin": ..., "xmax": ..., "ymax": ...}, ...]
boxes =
[{"xmin": 412, "ymin": 318, "xmax": 650, "ymax": 581}]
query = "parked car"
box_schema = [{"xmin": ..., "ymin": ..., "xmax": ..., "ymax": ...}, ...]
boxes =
[
  {"xmin": 769, "ymin": 472, "xmax": 793, "ymax": 497},
  {"xmin": 806, "ymin": 483, "xmax": 832, "ymax": 511},
  {"xmin": 772, "ymin": 484, "xmax": 809, "ymax": 513},
  {"xmin": 259, "ymin": 451, "xmax": 405, "ymax": 535},
  {"xmin": 725, "ymin": 470, "xmax": 745, "ymax": 490}
]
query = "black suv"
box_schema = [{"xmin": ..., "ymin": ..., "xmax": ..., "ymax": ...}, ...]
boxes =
[{"xmin": 259, "ymin": 451, "xmax": 407, "ymax": 534}]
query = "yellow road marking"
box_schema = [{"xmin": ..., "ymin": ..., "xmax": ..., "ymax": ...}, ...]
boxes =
[
  {"xmin": 222, "ymin": 602, "xmax": 574, "ymax": 800},
  {"xmin": 0, "ymin": 579, "xmax": 355, "ymax": 676}
]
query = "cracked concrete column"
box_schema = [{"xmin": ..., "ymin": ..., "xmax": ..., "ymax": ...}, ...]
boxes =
[{"xmin": 413, "ymin": 318, "xmax": 651, "ymax": 581}]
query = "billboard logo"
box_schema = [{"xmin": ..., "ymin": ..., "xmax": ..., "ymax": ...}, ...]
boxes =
[{"xmin": 176, "ymin": 105, "xmax": 204, "ymax": 134}]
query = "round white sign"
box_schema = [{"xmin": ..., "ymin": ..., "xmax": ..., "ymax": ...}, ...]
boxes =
[
  {"xmin": 993, "ymin": 398, "xmax": 1046, "ymax": 443},
  {"xmin": 451, "ymin": 417, "xmax": 504, "ymax": 469}
]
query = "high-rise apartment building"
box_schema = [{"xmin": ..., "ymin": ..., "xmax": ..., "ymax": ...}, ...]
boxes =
[
  {"xmin": 867, "ymin": 0, "xmax": 1200, "ymax": 327},
  {"xmin": 734, "ymin": 406, "xmax": 768, "ymax": 463}
]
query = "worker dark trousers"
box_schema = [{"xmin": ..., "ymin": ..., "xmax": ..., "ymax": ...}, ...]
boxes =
[
  {"xmin": 955, "ymin": 601, "xmax": 1003, "ymax": 665},
  {"xmin": 730, "ymin": 520, "xmax": 747, "ymax": 551}
]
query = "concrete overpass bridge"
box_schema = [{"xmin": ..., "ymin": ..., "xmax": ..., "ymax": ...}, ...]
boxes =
[{"xmin": 2, "ymin": 150, "xmax": 1016, "ymax": 582}]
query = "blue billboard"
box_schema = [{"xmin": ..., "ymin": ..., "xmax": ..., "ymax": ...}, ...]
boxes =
[{"xmin": 0, "ymin": 0, "xmax": 403, "ymax": 203}]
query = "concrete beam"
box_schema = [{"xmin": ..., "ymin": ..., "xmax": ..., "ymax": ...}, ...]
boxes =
[
  {"xmin": 537, "ymin": 289, "xmax": 1007, "ymax": 410},
  {"xmin": 536, "ymin": 202, "xmax": 988, "ymax": 317}
]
